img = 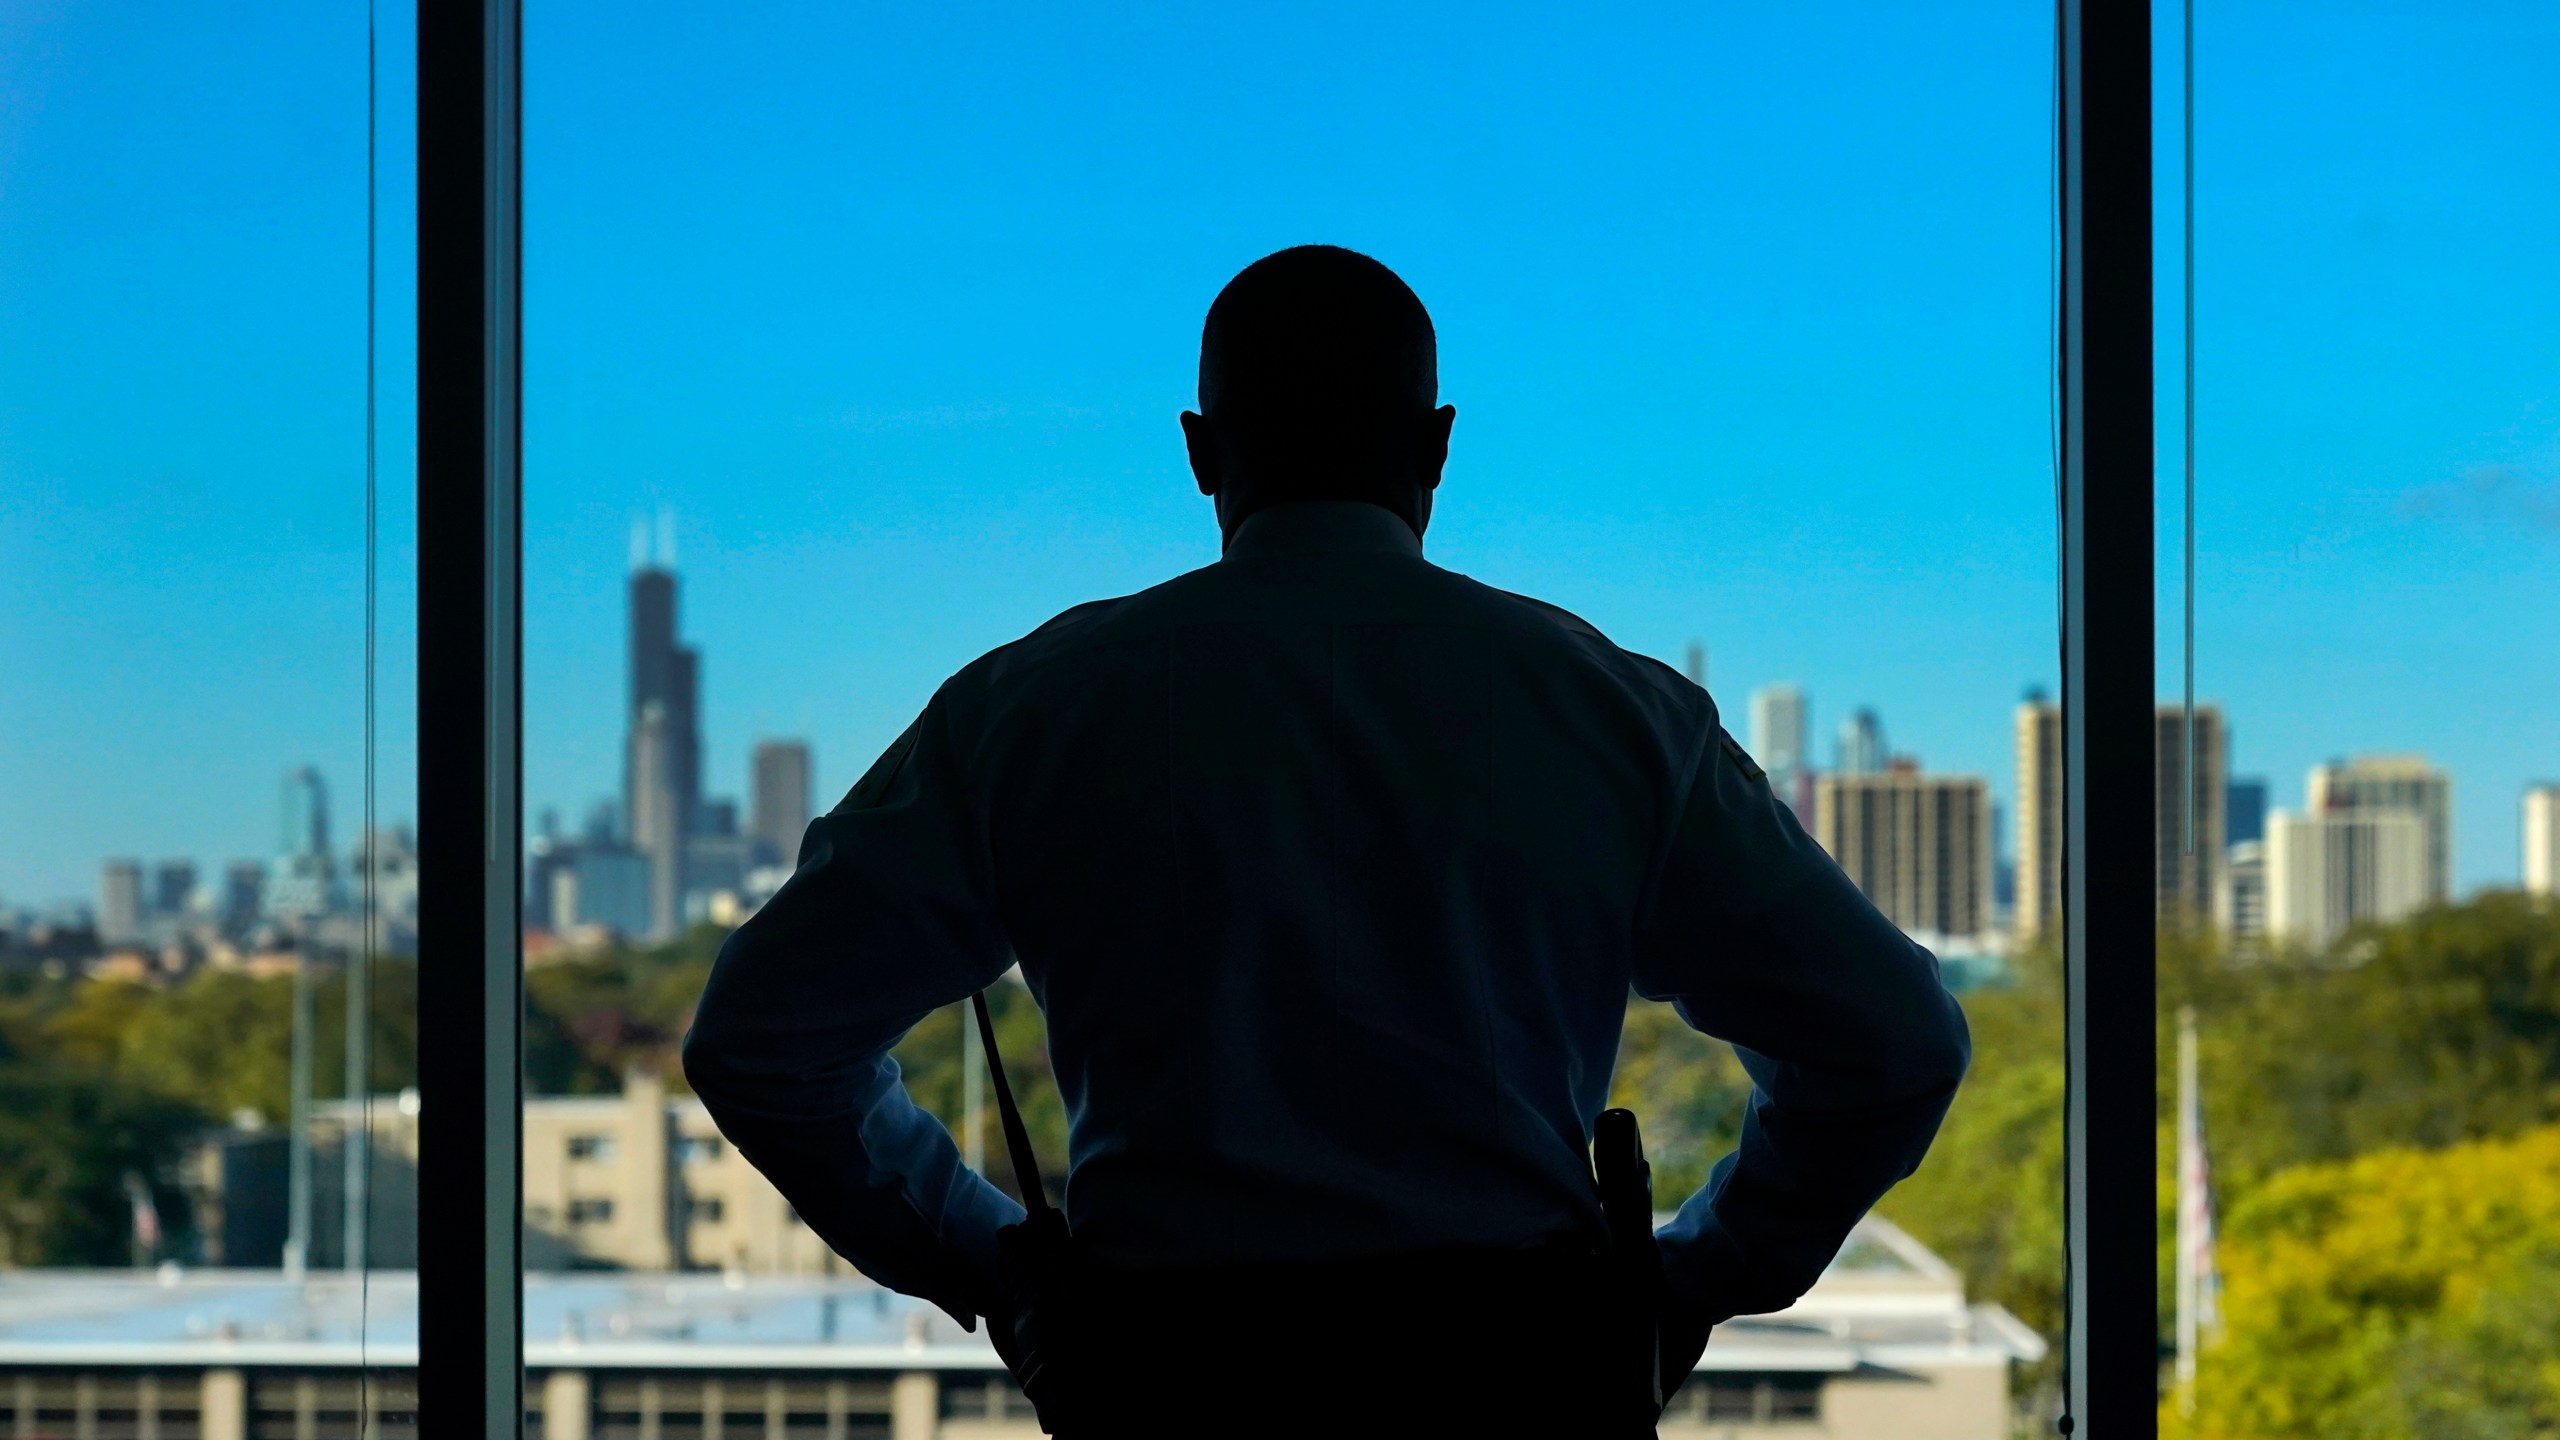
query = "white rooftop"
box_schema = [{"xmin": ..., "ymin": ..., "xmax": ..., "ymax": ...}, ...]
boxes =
[{"xmin": 0, "ymin": 1217, "xmax": 2042, "ymax": 1373}]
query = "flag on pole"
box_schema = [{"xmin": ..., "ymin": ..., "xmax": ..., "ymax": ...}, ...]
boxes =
[
  {"xmin": 2174, "ymin": 1006, "xmax": 2220, "ymax": 1411},
  {"xmin": 124, "ymin": 1170, "xmax": 161, "ymax": 1266}
]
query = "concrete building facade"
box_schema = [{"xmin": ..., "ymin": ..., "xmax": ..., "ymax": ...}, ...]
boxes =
[
  {"xmin": 1812, "ymin": 770, "xmax": 1994, "ymax": 942},
  {"xmin": 2265, "ymin": 809, "xmax": 2428, "ymax": 948},
  {"xmin": 2155, "ymin": 706, "xmax": 2228, "ymax": 930},
  {"xmin": 2309, "ymin": 755, "xmax": 2452, "ymax": 903},
  {"xmin": 2014, "ymin": 697, "xmax": 2062, "ymax": 941},
  {"xmin": 2524, "ymin": 785, "xmax": 2559, "ymax": 897}
]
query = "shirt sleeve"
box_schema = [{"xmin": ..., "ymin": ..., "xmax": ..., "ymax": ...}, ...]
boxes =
[
  {"xmin": 682, "ymin": 689, "xmax": 1024, "ymax": 1325},
  {"xmin": 1630, "ymin": 719, "xmax": 1972, "ymax": 1324}
]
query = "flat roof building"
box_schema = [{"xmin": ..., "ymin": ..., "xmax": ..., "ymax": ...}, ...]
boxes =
[{"xmin": 0, "ymin": 1217, "xmax": 2040, "ymax": 1440}]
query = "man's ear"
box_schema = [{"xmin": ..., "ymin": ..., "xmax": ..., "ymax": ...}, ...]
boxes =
[
  {"xmin": 1420, "ymin": 404, "xmax": 1456, "ymax": 491},
  {"xmin": 1181, "ymin": 411, "xmax": 1220, "ymax": 497}
]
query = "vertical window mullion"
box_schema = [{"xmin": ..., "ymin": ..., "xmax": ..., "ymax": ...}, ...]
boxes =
[
  {"xmin": 2059, "ymin": 0, "xmax": 2159, "ymax": 1435},
  {"xmin": 417, "ymin": 0, "xmax": 525, "ymax": 1434}
]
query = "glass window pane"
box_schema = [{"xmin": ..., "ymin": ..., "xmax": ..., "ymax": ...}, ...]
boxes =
[
  {"xmin": 2163, "ymin": 6, "xmax": 2560, "ymax": 1432},
  {"xmin": 528, "ymin": 6, "xmax": 2061, "ymax": 1432},
  {"xmin": 0, "ymin": 1, "xmax": 417, "ymax": 1432}
]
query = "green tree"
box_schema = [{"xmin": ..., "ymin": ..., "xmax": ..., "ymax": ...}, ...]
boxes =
[{"xmin": 2172, "ymin": 1124, "xmax": 2560, "ymax": 1440}]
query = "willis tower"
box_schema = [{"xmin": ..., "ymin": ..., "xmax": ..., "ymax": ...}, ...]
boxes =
[{"xmin": 626, "ymin": 513, "xmax": 700, "ymax": 938}]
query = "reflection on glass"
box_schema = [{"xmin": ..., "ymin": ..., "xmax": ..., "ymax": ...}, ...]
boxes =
[
  {"xmin": 2159, "ymin": 7, "xmax": 2560, "ymax": 1435},
  {"xmin": 0, "ymin": 4, "xmax": 417, "ymax": 1435},
  {"xmin": 524, "ymin": 5, "xmax": 2060, "ymax": 1434}
]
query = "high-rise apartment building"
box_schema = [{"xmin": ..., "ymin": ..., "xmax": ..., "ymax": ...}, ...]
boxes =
[
  {"xmin": 750, "ymin": 740, "xmax": 814, "ymax": 867},
  {"xmin": 2526, "ymin": 785, "xmax": 2560, "ymax": 897},
  {"xmin": 1836, "ymin": 708, "xmax": 1887, "ymax": 778},
  {"xmin": 2265, "ymin": 809, "xmax": 2428, "ymax": 948},
  {"xmin": 1811, "ymin": 769, "xmax": 1993, "ymax": 941},
  {"xmin": 2309, "ymin": 755, "xmax": 2452, "ymax": 902},
  {"xmin": 2155, "ymin": 706, "xmax": 2228, "ymax": 929},
  {"xmin": 99, "ymin": 859, "xmax": 144, "ymax": 946},
  {"xmin": 1747, "ymin": 686, "xmax": 1809, "ymax": 820},
  {"xmin": 2014, "ymin": 694, "xmax": 2062, "ymax": 940}
]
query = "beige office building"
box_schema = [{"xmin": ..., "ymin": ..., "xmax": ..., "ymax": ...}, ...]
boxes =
[
  {"xmin": 2309, "ymin": 755, "xmax": 2452, "ymax": 902},
  {"xmin": 2015, "ymin": 697, "xmax": 2062, "ymax": 940},
  {"xmin": 2525, "ymin": 785, "xmax": 2560, "ymax": 897},
  {"xmin": 1813, "ymin": 768, "xmax": 1994, "ymax": 942},
  {"xmin": 2265, "ymin": 809, "xmax": 2428, "ymax": 948},
  {"xmin": 308, "ymin": 1073, "xmax": 853, "ymax": 1275},
  {"xmin": 2155, "ymin": 706, "xmax": 2227, "ymax": 930}
]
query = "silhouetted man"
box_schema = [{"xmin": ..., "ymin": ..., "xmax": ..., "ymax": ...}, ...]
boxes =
[{"xmin": 685, "ymin": 246, "xmax": 1970, "ymax": 1436}]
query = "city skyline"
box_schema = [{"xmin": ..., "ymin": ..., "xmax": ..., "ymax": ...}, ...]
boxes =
[{"xmin": 6, "ymin": 3, "xmax": 2558, "ymax": 905}]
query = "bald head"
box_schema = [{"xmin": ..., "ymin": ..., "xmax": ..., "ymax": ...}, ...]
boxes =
[{"xmin": 1182, "ymin": 246, "xmax": 1455, "ymax": 545}]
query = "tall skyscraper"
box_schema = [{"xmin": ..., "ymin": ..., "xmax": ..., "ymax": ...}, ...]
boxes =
[
  {"xmin": 630, "ymin": 701, "xmax": 683, "ymax": 939},
  {"xmin": 626, "ymin": 520, "xmax": 704, "ymax": 938},
  {"xmin": 2155, "ymin": 706, "xmax": 2228, "ymax": 930},
  {"xmin": 2308, "ymin": 756, "xmax": 2452, "ymax": 903},
  {"xmin": 99, "ymin": 859, "xmax": 144, "ymax": 946},
  {"xmin": 280, "ymin": 766, "xmax": 330, "ymax": 861},
  {"xmin": 2265, "ymin": 809, "xmax": 2427, "ymax": 948},
  {"xmin": 272, "ymin": 766, "xmax": 337, "ymax": 923},
  {"xmin": 1684, "ymin": 640, "xmax": 1706, "ymax": 689},
  {"xmin": 2014, "ymin": 692, "xmax": 2062, "ymax": 939},
  {"xmin": 751, "ymin": 740, "xmax": 815, "ymax": 867},
  {"xmin": 2525, "ymin": 785, "xmax": 2560, "ymax": 897},
  {"xmin": 1811, "ymin": 769, "xmax": 1994, "ymax": 941},
  {"xmin": 1836, "ymin": 707, "xmax": 1886, "ymax": 777},
  {"xmin": 152, "ymin": 859, "xmax": 199, "ymax": 919}
]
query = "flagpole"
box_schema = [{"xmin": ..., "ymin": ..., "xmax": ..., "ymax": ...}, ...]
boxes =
[{"xmin": 2175, "ymin": 1003, "xmax": 2200, "ymax": 1413}]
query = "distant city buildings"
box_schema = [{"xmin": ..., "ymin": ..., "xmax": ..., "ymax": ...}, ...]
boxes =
[
  {"xmin": 2226, "ymin": 776, "xmax": 2268, "ymax": 847},
  {"xmin": 1835, "ymin": 707, "xmax": 1887, "ymax": 778},
  {"xmin": 1746, "ymin": 684, "xmax": 1812, "ymax": 822},
  {"xmin": 98, "ymin": 859, "xmax": 143, "ymax": 946},
  {"xmin": 2014, "ymin": 692, "xmax": 2062, "ymax": 940},
  {"xmin": 2265, "ymin": 808, "xmax": 2429, "ymax": 947},
  {"xmin": 1811, "ymin": 766, "xmax": 1994, "ymax": 943},
  {"xmin": 2309, "ymin": 755, "xmax": 2453, "ymax": 903},
  {"xmin": 2155, "ymin": 706, "xmax": 2228, "ymax": 930},
  {"xmin": 2224, "ymin": 839, "xmax": 2267, "ymax": 942},
  {"xmin": 751, "ymin": 740, "xmax": 815, "ymax": 867},
  {"xmin": 2525, "ymin": 785, "xmax": 2559, "ymax": 897},
  {"xmin": 522, "ymin": 524, "xmax": 814, "ymax": 944}
]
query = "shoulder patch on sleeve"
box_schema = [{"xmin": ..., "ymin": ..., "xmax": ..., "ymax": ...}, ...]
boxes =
[{"xmin": 1719, "ymin": 729, "xmax": 1768, "ymax": 783}]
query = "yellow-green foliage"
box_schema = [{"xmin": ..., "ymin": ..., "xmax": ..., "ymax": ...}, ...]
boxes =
[{"xmin": 2171, "ymin": 1124, "xmax": 2560, "ymax": 1440}]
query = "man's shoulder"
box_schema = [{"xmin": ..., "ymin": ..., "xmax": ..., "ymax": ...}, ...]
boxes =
[{"xmin": 1444, "ymin": 574, "xmax": 1708, "ymax": 709}]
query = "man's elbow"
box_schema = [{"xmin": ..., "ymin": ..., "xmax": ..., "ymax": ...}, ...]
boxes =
[{"xmin": 1916, "ymin": 990, "xmax": 1972, "ymax": 1094}]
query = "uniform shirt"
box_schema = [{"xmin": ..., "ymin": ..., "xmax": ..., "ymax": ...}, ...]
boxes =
[{"xmin": 684, "ymin": 500, "xmax": 1970, "ymax": 1328}]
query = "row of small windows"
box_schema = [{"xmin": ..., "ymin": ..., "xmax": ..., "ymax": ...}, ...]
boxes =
[
  {"xmin": 527, "ymin": 1197, "xmax": 731, "ymax": 1227},
  {"xmin": 563, "ymin": 1134, "xmax": 727, "ymax": 1164}
]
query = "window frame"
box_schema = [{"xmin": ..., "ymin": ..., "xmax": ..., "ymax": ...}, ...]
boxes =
[{"xmin": 411, "ymin": 1, "xmax": 2160, "ymax": 1432}]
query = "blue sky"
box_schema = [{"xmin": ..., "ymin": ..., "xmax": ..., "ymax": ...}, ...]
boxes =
[{"xmin": 2, "ymin": 1, "xmax": 2553, "ymax": 907}]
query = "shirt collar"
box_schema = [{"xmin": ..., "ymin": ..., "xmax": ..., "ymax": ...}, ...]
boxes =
[{"xmin": 1222, "ymin": 501, "xmax": 1425, "ymax": 562}]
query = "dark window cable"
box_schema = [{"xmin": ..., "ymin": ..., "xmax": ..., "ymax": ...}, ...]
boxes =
[
  {"xmin": 358, "ymin": 0, "xmax": 378, "ymax": 1429},
  {"xmin": 2183, "ymin": 0, "xmax": 2199, "ymax": 862},
  {"xmin": 2049, "ymin": 0, "xmax": 2075, "ymax": 1433}
]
